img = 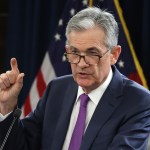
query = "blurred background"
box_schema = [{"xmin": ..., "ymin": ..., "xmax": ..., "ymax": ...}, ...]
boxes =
[{"xmin": 0, "ymin": 0, "xmax": 150, "ymax": 114}]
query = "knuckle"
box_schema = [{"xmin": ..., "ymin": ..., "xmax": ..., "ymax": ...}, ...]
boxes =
[
  {"xmin": 6, "ymin": 71, "xmax": 16, "ymax": 84},
  {"xmin": 0, "ymin": 81, "xmax": 7, "ymax": 90},
  {"xmin": 0, "ymin": 73, "xmax": 8, "ymax": 81},
  {"xmin": 6, "ymin": 70, "xmax": 11, "ymax": 75}
]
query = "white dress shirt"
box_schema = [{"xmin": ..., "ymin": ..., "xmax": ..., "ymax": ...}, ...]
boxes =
[
  {"xmin": 0, "ymin": 112, "xmax": 12, "ymax": 121},
  {"xmin": 62, "ymin": 68, "xmax": 113, "ymax": 150}
]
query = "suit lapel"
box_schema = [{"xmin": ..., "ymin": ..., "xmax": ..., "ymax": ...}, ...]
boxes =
[{"xmin": 50, "ymin": 78, "xmax": 78, "ymax": 149}]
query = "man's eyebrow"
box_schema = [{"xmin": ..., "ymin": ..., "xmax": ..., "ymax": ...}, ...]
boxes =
[
  {"xmin": 69, "ymin": 46, "xmax": 76, "ymax": 49},
  {"xmin": 87, "ymin": 47, "xmax": 98, "ymax": 50},
  {"xmin": 86, "ymin": 47, "xmax": 102, "ymax": 53},
  {"xmin": 69, "ymin": 46, "xmax": 78, "ymax": 50},
  {"xmin": 69, "ymin": 46, "xmax": 103, "ymax": 54}
]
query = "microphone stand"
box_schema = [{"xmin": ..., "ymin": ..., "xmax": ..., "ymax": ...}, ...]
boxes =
[{"xmin": 0, "ymin": 108, "xmax": 22, "ymax": 150}]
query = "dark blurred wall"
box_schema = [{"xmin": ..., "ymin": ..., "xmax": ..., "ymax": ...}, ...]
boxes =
[
  {"xmin": 120, "ymin": 0, "xmax": 143, "ymax": 58},
  {"xmin": 120, "ymin": 0, "xmax": 150, "ymax": 87},
  {"xmin": 0, "ymin": 0, "xmax": 8, "ymax": 73}
]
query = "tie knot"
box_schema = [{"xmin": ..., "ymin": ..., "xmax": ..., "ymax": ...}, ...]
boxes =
[{"xmin": 80, "ymin": 93, "xmax": 89, "ymax": 108}]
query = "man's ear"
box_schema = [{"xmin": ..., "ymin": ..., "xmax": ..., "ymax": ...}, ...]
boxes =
[
  {"xmin": 110, "ymin": 45, "xmax": 121, "ymax": 65},
  {"xmin": 65, "ymin": 45, "xmax": 69, "ymax": 52}
]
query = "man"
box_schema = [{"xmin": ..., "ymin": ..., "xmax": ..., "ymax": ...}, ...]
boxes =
[{"xmin": 0, "ymin": 7, "xmax": 150, "ymax": 150}]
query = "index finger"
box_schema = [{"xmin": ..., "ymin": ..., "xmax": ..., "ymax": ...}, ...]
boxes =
[{"xmin": 10, "ymin": 58, "xmax": 20, "ymax": 73}]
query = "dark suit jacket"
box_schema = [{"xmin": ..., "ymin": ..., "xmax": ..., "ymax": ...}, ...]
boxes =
[{"xmin": 1, "ymin": 66, "xmax": 150, "ymax": 150}]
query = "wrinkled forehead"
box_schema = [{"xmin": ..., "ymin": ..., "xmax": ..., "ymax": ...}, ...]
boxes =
[{"xmin": 67, "ymin": 27, "xmax": 107, "ymax": 52}]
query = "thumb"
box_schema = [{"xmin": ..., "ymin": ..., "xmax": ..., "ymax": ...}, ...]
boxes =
[{"xmin": 11, "ymin": 58, "xmax": 19, "ymax": 74}]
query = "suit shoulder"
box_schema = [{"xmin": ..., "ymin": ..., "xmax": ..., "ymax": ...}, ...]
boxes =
[
  {"xmin": 53, "ymin": 74, "xmax": 74, "ymax": 82},
  {"xmin": 121, "ymin": 77, "xmax": 150, "ymax": 105},
  {"xmin": 123, "ymin": 77, "xmax": 150, "ymax": 95}
]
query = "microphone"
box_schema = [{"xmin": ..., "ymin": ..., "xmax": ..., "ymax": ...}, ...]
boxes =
[
  {"xmin": 13, "ymin": 108, "xmax": 22, "ymax": 118},
  {"xmin": 0, "ymin": 108, "xmax": 22, "ymax": 150}
]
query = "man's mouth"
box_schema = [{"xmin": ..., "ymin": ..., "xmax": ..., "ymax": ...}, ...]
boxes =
[{"xmin": 78, "ymin": 72, "xmax": 89, "ymax": 78}]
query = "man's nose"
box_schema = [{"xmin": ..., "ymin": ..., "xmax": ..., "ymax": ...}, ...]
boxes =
[{"xmin": 78, "ymin": 56, "xmax": 89, "ymax": 67}]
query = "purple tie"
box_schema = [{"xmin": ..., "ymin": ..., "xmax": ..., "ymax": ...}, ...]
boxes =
[{"xmin": 68, "ymin": 93, "xmax": 89, "ymax": 150}]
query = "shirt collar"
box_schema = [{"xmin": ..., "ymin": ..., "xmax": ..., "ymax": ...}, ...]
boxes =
[{"xmin": 76, "ymin": 67, "xmax": 113, "ymax": 105}]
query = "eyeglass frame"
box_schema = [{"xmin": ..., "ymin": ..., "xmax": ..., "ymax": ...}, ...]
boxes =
[{"xmin": 64, "ymin": 49, "xmax": 110, "ymax": 65}]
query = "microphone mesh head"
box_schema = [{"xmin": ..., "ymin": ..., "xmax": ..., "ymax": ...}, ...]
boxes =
[{"xmin": 13, "ymin": 108, "xmax": 22, "ymax": 118}]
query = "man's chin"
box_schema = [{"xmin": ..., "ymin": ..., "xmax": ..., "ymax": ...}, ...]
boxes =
[{"xmin": 77, "ymin": 81, "xmax": 91, "ymax": 89}]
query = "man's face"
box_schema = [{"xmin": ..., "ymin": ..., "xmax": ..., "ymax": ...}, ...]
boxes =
[{"xmin": 66, "ymin": 27, "xmax": 121, "ymax": 94}]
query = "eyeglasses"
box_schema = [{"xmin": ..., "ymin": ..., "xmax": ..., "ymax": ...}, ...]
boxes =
[{"xmin": 64, "ymin": 50, "xmax": 109, "ymax": 65}]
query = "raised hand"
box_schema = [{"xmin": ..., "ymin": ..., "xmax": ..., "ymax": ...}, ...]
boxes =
[{"xmin": 0, "ymin": 58, "xmax": 24, "ymax": 115}]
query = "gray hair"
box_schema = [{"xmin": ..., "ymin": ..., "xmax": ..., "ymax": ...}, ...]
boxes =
[{"xmin": 66, "ymin": 7, "xmax": 119, "ymax": 50}]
